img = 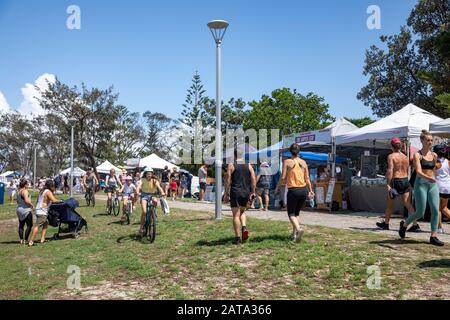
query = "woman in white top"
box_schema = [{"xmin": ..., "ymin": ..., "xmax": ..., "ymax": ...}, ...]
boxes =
[
  {"xmin": 434, "ymin": 144, "xmax": 450, "ymax": 234},
  {"xmin": 28, "ymin": 179, "xmax": 60, "ymax": 246}
]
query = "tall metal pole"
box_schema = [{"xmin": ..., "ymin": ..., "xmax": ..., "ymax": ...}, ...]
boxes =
[
  {"xmin": 215, "ymin": 41, "xmax": 222, "ymax": 220},
  {"xmin": 70, "ymin": 124, "xmax": 74, "ymax": 197},
  {"xmin": 33, "ymin": 147, "xmax": 37, "ymax": 191}
]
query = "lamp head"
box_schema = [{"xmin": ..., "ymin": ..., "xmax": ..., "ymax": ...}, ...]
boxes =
[{"xmin": 207, "ymin": 20, "xmax": 229, "ymax": 44}]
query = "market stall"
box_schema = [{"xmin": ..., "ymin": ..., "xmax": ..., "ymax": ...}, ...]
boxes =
[
  {"xmin": 430, "ymin": 118, "xmax": 450, "ymax": 138},
  {"xmin": 336, "ymin": 103, "xmax": 443, "ymax": 213}
]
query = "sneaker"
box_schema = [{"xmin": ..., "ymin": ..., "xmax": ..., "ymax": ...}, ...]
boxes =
[
  {"xmin": 232, "ymin": 237, "xmax": 242, "ymax": 245},
  {"xmin": 430, "ymin": 236, "xmax": 444, "ymax": 247},
  {"xmin": 399, "ymin": 221, "xmax": 407, "ymax": 239},
  {"xmin": 437, "ymin": 228, "xmax": 445, "ymax": 234},
  {"xmin": 295, "ymin": 229, "xmax": 304, "ymax": 243},
  {"xmin": 408, "ymin": 224, "xmax": 421, "ymax": 233},
  {"xmin": 376, "ymin": 221, "xmax": 389, "ymax": 230},
  {"xmin": 242, "ymin": 227, "xmax": 249, "ymax": 242}
]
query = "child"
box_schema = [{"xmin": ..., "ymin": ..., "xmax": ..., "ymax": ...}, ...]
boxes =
[
  {"xmin": 120, "ymin": 176, "xmax": 137, "ymax": 223},
  {"xmin": 7, "ymin": 180, "xmax": 17, "ymax": 205},
  {"xmin": 170, "ymin": 178, "xmax": 178, "ymax": 201}
]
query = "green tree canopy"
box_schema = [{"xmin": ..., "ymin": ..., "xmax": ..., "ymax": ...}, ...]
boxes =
[
  {"xmin": 243, "ymin": 88, "xmax": 334, "ymax": 142},
  {"xmin": 358, "ymin": 0, "xmax": 450, "ymax": 118}
]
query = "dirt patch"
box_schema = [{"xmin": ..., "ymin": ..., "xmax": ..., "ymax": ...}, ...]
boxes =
[
  {"xmin": 403, "ymin": 275, "xmax": 450, "ymax": 299},
  {"xmin": 47, "ymin": 279, "xmax": 160, "ymax": 300},
  {"xmin": 0, "ymin": 218, "xmax": 17, "ymax": 234}
]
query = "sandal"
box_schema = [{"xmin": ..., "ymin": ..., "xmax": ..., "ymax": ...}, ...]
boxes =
[{"xmin": 28, "ymin": 241, "xmax": 34, "ymax": 247}]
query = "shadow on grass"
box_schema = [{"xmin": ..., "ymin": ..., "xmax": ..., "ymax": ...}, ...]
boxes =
[
  {"xmin": 350, "ymin": 227, "xmax": 384, "ymax": 232},
  {"xmin": 370, "ymin": 238, "xmax": 429, "ymax": 250},
  {"xmin": 196, "ymin": 234, "xmax": 289, "ymax": 247},
  {"xmin": 92, "ymin": 213, "xmax": 111, "ymax": 217},
  {"xmin": 417, "ymin": 259, "xmax": 450, "ymax": 269},
  {"xmin": 116, "ymin": 234, "xmax": 154, "ymax": 244},
  {"xmin": 107, "ymin": 220, "xmax": 124, "ymax": 226}
]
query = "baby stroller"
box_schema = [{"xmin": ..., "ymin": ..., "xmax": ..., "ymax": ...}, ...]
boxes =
[{"xmin": 47, "ymin": 198, "xmax": 88, "ymax": 239}]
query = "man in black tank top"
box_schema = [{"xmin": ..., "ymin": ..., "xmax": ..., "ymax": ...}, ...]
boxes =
[{"xmin": 224, "ymin": 159, "xmax": 256, "ymax": 244}]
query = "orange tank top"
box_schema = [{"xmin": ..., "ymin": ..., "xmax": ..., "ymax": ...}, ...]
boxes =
[{"xmin": 287, "ymin": 158, "xmax": 306, "ymax": 188}]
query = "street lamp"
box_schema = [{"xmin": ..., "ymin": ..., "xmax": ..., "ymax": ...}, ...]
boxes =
[
  {"xmin": 207, "ymin": 19, "xmax": 229, "ymax": 220},
  {"xmin": 68, "ymin": 117, "xmax": 77, "ymax": 197}
]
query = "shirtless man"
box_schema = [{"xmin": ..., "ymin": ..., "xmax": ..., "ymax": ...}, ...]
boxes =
[{"xmin": 376, "ymin": 138, "xmax": 420, "ymax": 231}]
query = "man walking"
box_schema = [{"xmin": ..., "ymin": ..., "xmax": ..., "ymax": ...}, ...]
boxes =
[
  {"xmin": 224, "ymin": 154, "xmax": 256, "ymax": 245},
  {"xmin": 161, "ymin": 166, "xmax": 170, "ymax": 196},
  {"xmin": 376, "ymin": 138, "xmax": 420, "ymax": 231}
]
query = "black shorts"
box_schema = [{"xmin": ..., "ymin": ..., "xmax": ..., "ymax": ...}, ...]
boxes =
[
  {"xmin": 199, "ymin": 182, "xmax": 207, "ymax": 191},
  {"xmin": 392, "ymin": 178, "xmax": 410, "ymax": 195},
  {"xmin": 230, "ymin": 192, "xmax": 250, "ymax": 208},
  {"xmin": 287, "ymin": 187, "xmax": 308, "ymax": 217},
  {"xmin": 440, "ymin": 193, "xmax": 450, "ymax": 199}
]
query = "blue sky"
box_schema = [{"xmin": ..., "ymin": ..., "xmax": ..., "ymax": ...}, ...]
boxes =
[{"xmin": 0, "ymin": 0, "xmax": 417, "ymax": 120}]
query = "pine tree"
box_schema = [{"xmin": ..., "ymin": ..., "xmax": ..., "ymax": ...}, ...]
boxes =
[{"xmin": 179, "ymin": 71, "xmax": 209, "ymax": 127}]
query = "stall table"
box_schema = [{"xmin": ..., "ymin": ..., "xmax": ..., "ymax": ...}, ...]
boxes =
[
  {"xmin": 349, "ymin": 185, "xmax": 403, "ymax": 214},
  {"xmin": 314, "ymin": 180, "xmax": 343, "ymax": 210}
]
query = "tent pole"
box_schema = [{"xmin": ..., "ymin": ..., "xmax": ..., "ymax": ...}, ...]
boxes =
[{"xmin": 406, "ymin": 138, "xmax": 411, "ymax": 179}]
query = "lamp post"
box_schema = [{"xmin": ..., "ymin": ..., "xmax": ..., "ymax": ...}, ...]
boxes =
[
  {"xmin": 68, "ymin": 118, "xmax": 77, "ymax": 197},
  {"xmin": 208, "ymin": 20, "xmax": 229, "ymax": 220}
]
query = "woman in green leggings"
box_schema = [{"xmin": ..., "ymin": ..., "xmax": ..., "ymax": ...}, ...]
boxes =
[{"xmin": 399, "ymin": 130, "xmax": 444, "ymax": 246}]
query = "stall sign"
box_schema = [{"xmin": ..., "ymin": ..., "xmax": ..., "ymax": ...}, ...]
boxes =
[{"xmin": 326, "ymin": 178, "xmax": 336, "ymax": 203}]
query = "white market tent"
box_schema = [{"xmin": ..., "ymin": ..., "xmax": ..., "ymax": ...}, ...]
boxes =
[
  {"xmin": 0, "ymin": 171, "xmax": 15, "ymax": 178},
  {"xmin": 96, "ymin": 160, "xmax": 121, "ymax": 175},
  {"xmin": 139, "ymin": 153, "xmax": 179, "ymax": 170},
  {"xmin": 430, "ymin": 118, "xmax": 450, "ymax": 137},
  {"xmin": 283, "ymin": 118, "xmax": 359, "ymax": 148},
  {"xmin": 59, "ymin": 167, "xmax": 86, "ymax": 177},
  {"xmin": 336, "ymin": 104, "xmax": 443, "ymax": 149}
]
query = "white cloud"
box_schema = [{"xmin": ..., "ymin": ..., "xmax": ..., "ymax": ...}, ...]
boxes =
[
  {"xmin": 17, "ymin": 73, "xmax": 56, "ymax": 117},
  {"xmin": 0, "ymin": 91, "xmax": 10, "ymax": 113}
]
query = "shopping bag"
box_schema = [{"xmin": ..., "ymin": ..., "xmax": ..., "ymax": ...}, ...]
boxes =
[{"xmin": 160, "ymin": 197, "xmax": 170, "ymax": 215}]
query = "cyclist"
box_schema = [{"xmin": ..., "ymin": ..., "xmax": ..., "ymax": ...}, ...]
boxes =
[
  {"xmin": 136, "ymin": 167, "xmax": 165, "ymax": 236},
  {"xmin": 119, "ymin": 176, "xmax": 137, "ymax": 222},
  {"xmin": 82, "ymin": 168, "xmax": 99, "ymax": 199},
  {"xmin": 105, "ymin": 168, "xmax": 123, "ymax": 212}
]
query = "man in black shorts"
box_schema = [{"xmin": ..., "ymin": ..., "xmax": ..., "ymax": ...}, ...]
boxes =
[
  {"xmin": 377, "ymin": 138, "xmax": 419, "ymax": 231},
  {"xmin": 224, "ymin": 156, "xmax": 256, "ymax": 244}
]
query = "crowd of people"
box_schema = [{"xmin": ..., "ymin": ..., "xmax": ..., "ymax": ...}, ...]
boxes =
[
  {"xmin": 4, "ymin": 130, "xmax": 449, "ymax": 247},
  {"xmin": 376, "ymin": 130, "xmax": 449, "ymax": 246}
]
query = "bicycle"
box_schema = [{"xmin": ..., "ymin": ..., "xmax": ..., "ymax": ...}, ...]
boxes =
[
  {"xmin": 142, "ymin": 195, "xmax": 157, "ymax": 243},
  {"xmin": 85, "ymin": 187, "xmax": 95, "ymax": 207},
  {"xmin": 106, "ymin": 188, "xmax": 120, "ymax": 216},
  {"xmin": 121, "ymin": 194, "xmax": 133, "ymax": 225}
]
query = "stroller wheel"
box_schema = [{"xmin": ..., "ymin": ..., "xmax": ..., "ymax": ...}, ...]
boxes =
[{"xmin": 53, "ymin": 234, "xmax": 59, "ymax": 240}]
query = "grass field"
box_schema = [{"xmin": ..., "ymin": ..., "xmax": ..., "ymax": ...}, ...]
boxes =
[{"xmin": 0, "ymin": 192, "xmax": 449, "ymax": 300}]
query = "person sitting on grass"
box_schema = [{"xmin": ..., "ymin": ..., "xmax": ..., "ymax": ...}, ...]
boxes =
[
  {"xmin": 28, "ymin": 180, "xmax": 61, "ymax": 247},
  {"xmin": 16, "ymin": 178, "xmax": 34, "ymax": 245}
]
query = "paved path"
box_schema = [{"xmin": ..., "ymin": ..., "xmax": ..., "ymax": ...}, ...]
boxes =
[{"xmin": 167, "ymin": 199, "xmax": 450, "ymax": 242}]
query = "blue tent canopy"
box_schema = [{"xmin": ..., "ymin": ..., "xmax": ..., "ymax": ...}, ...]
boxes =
[
  {"xmin": 283, "ymin": 151, "xmax": 346, "ymax": 164},
  {"xmin": 246, "ymin": 141, "xmax": 345, "ymax": 164}
]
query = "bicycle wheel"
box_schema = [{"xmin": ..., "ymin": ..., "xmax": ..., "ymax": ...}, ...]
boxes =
[
  {"xmin": 113, "ymin": 197, "xmax": 120, "ymax": 216},
  {"xmin": 126, "ymin": 202, "xmax": 131, "ymax": 225},
  {"xmin": 147, "ymin": 206, "xmax": 156, "ymax": 243},
  {"xmin": 86, "ymin": 193, "xmax": 91, "ymax": 207},
  {"xmin": 91, "ymin": 192, "xmax": 96, "ymax": 207}
]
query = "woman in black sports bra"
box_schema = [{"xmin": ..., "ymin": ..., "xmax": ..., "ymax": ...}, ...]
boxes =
[{"xmin": 399, "ymin": 130, "xmax": 444, "ymax": 246}]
